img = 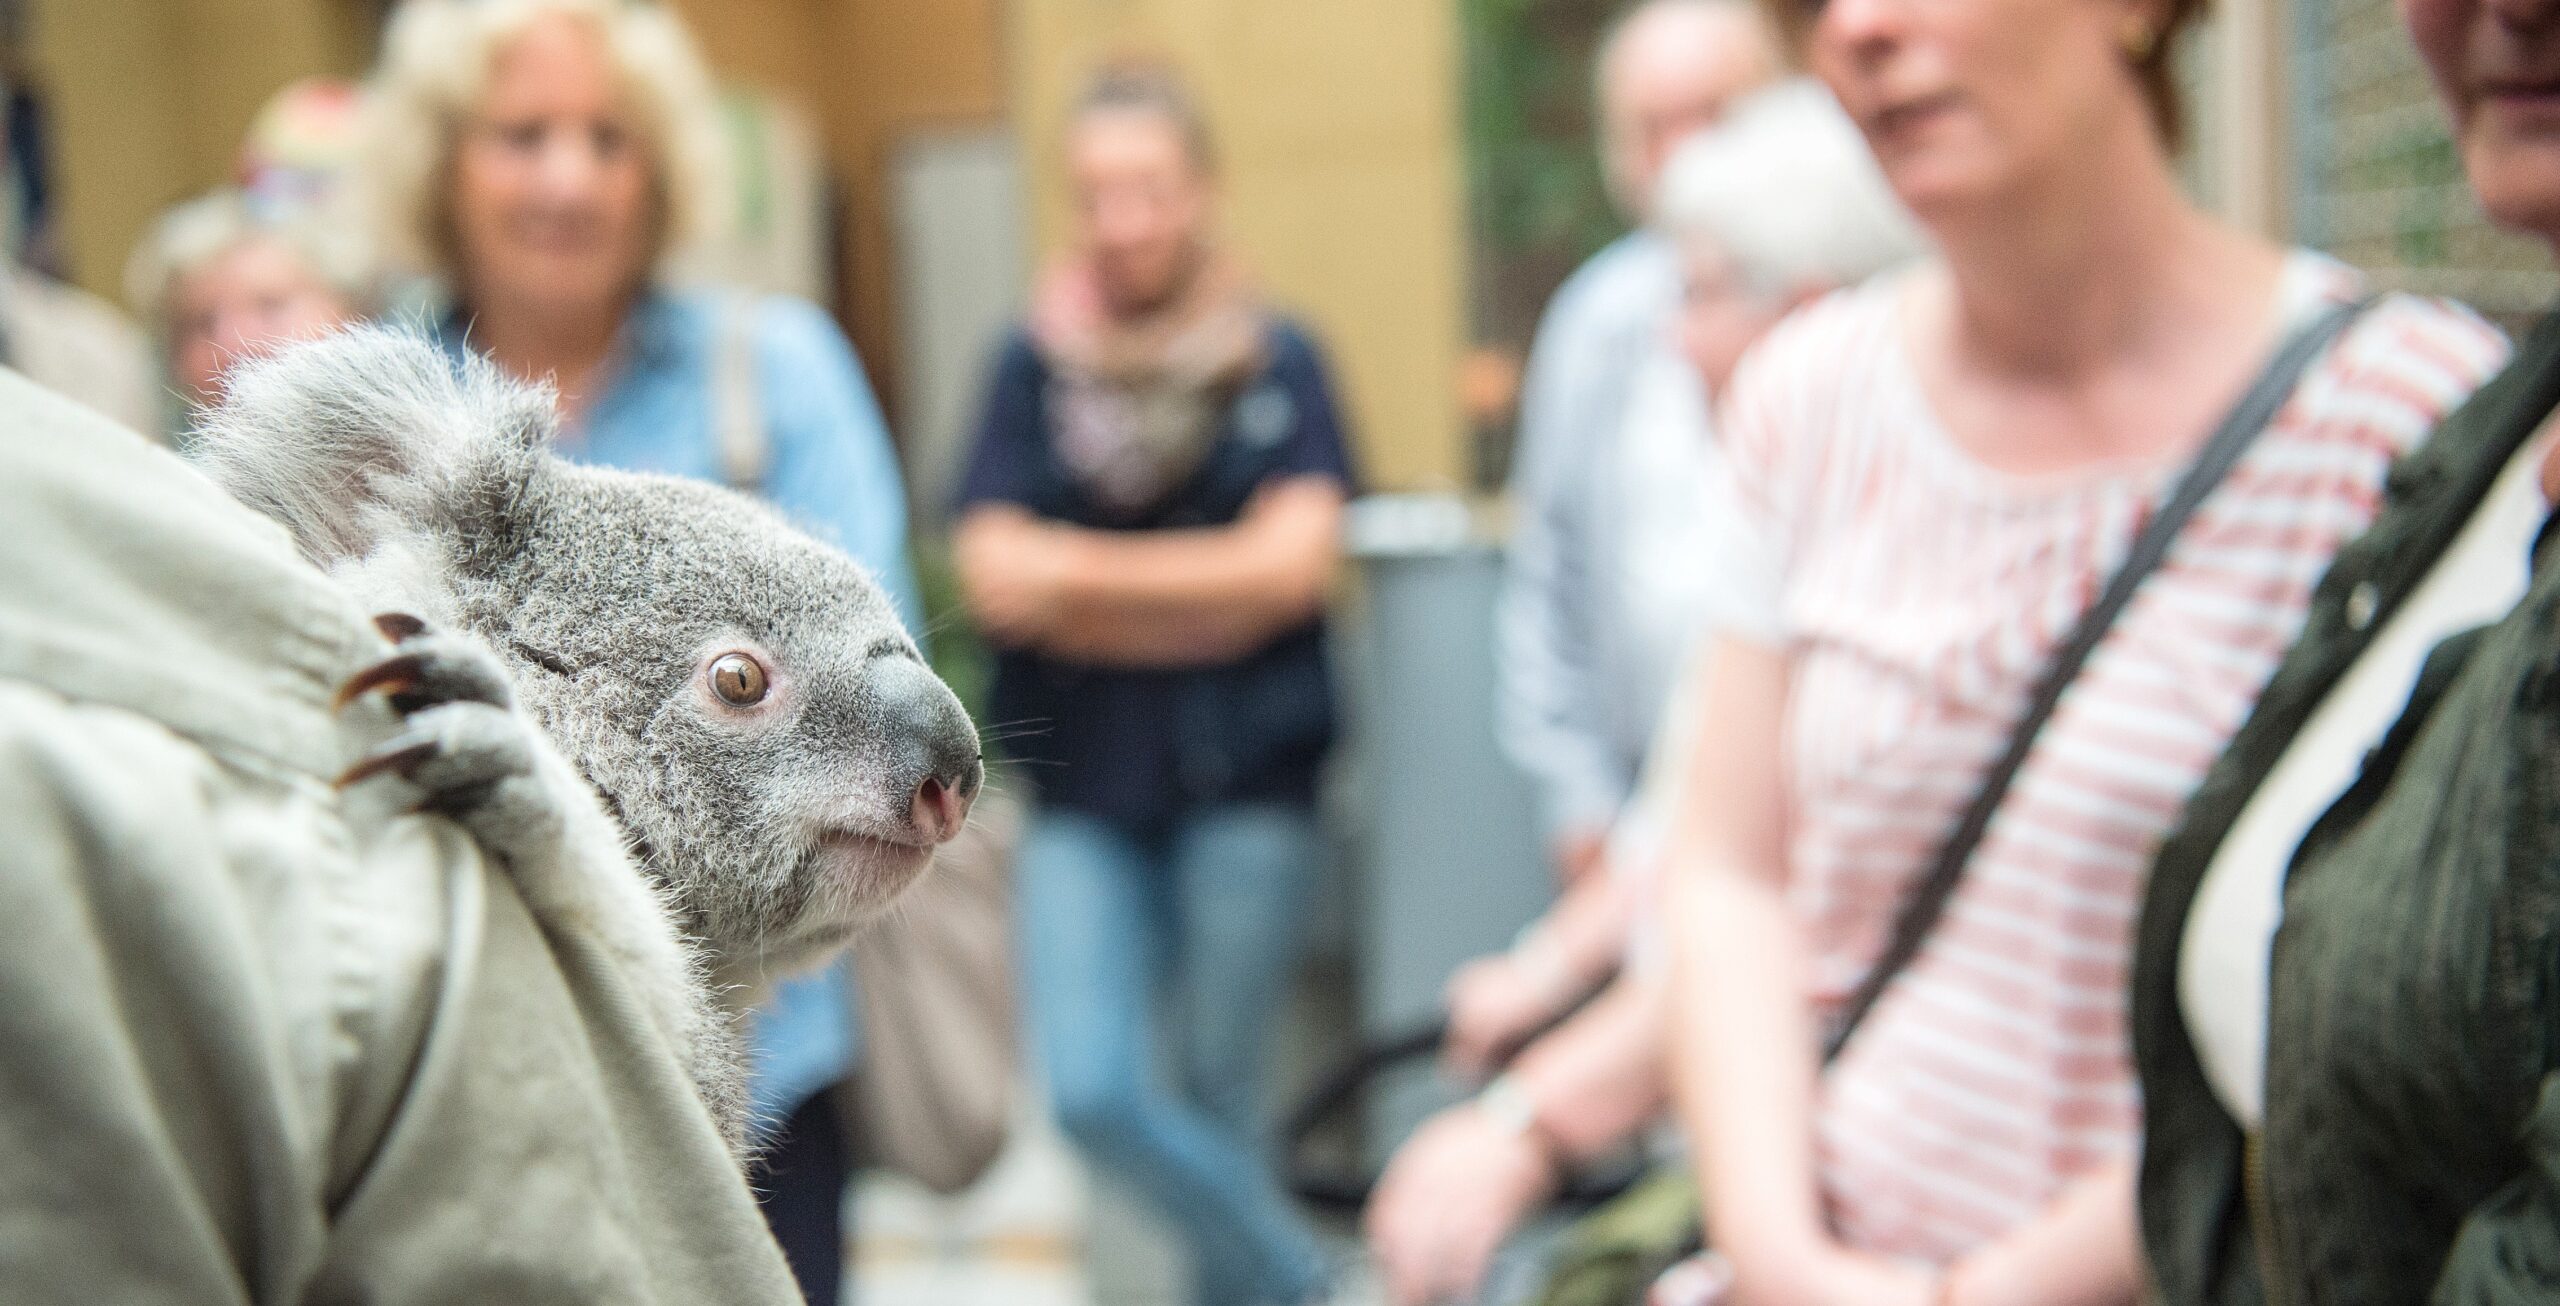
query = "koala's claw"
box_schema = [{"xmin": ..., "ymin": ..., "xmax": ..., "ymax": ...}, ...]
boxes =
[
  {"xmin": 336, "ymin": 622, "xmax": 518, "ymax": 715},
  {"xmin": 334, "ymin": 652, "xmax": 427, "ymax": 709},
  {"xmin": 334, "ymin": 734, "xmax": 442, "ymax": 789},
  {"xmin": 333, "ymin": 617, "xmax": 564, "ymax": 864}
]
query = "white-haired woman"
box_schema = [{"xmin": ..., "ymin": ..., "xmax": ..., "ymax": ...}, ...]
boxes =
[
  {"xmin": 1657, "ymin": 0, "xmax": 2510, "ymax": 1299},
  {"xmin": 1364, "ymin": 80, "xmax": 1924, "ymax": 1306},
  {"xmin": 126, "ymin": 189, "xmax": 368, "ymax": 422},
  {"xmin": 366, "ymin": 4, "xmax": 917, "ymax": 1301}
]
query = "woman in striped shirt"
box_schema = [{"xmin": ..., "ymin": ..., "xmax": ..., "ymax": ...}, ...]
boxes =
[{"xmin": 1655, "ymin": 0, "xmax": 2509, "ymax": 1299}]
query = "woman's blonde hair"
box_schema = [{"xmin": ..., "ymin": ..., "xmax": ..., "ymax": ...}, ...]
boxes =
[{"xmin": 363, "ymin": 0, "xmax": 730, "ymax": 283}]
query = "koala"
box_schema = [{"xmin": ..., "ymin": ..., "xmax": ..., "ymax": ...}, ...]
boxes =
[{"xmin": 189, "ymin": 327, "xmax": 982, "ymax": 1152}]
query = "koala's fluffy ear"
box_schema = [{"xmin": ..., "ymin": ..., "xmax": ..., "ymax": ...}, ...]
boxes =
[{"xmin": 191, "ymin": 326, "xmax": 552, "ymax": 568}]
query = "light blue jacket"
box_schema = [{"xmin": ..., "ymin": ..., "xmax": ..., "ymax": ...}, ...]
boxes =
[
  {"xmin": 1496, "ymin": 231, "xmax": 1683, "ymax": 840},
  {"xmin": 437, "ymin": 287, "xmax": 918, "ymax": 1134}
]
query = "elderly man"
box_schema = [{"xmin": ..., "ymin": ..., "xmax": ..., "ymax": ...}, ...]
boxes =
[{"xmin": 1496, "ymin": 0, "xmax": 1777, "ymax": 893}]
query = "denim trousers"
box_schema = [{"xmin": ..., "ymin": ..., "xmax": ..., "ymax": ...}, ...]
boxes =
[{"xmin": 1017, "ymin": 802, "xmax": 1331, "ymax": 1306}]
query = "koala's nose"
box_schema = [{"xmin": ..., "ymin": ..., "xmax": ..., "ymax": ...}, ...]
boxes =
[{"xmin": 875, "ymin": 657, "xmax": 981, "ymax": 846}]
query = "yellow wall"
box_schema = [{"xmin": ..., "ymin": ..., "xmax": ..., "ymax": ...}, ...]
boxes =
[
  {"xmin": 30, "ymin": 0, "xmax": 368, "ymax": 302},
  {"xmin": 1010, "ymin": 0, "xmax": 1470, "ymax": 491},
  {"xmin": 29, "ymin": 0, "xmax": 1465, "ymax": 488},
  {"xmin": 674, "ymin": 0, "xmax": 1007, "ymax": 409}
]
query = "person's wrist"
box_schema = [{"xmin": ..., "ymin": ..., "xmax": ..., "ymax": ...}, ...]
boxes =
[
  {"xmin": 1932, "ymin": 1249, "xmax": 2013, "ymax": 1306},
  {"xmin": 1035, "ymin": 526, "xmax": 1082, "ymax": 594},
  {"xmin": 1721, "ymin": 1222, "xmax": 1840, "ymax": 1297},
  {"xmin": 1505, "ymin": 922, "xmax": 1576, "ymax": 1008},
  {"xmin": 1929, "ymin": 1264, "xmax": 1959, "ymax": 1306},
  {"xmin": 1474, "ymin": 1073, "xmax": 1564, "ymax": 1188}
]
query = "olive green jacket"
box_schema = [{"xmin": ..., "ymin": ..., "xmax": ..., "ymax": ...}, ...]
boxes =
[
  {"xmin": 2133, "ymin": 311, "xmax": 2560, "ymax": 1305},
  {"xmin": 0, "ymin": 372, "xmax": 801, "ymax": 1304}
]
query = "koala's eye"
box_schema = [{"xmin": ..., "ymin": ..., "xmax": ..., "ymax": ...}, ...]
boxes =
[{"xmin": 708, "ymin": 653, "xmax": 769, "ymax": 707}]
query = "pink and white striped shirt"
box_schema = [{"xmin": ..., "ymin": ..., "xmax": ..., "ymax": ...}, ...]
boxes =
[{"xmin": 1714, "ymin": 255, "xmax": 2508, "ymax": 1260}]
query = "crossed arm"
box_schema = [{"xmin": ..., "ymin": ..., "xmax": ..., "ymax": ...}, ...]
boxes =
[{"xmin": 952, "ymin": 475, "xmax": 1345, "ymax": 668}]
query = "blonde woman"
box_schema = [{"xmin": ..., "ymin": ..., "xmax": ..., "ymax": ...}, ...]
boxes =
[{"xmin": 366, "ymin": 4, "xmax": 916, "ymax": 1300}]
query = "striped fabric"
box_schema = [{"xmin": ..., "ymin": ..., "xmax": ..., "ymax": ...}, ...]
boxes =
[{"xmin": 1714, "ymin": 256, "xmax": 2510, "ymax": 1261}]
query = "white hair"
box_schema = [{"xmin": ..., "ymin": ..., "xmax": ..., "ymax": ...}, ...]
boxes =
[
  {"xmin": 1653, "ymin": 79, "xmax": 1928, "ymax": 298},
  {"xmin": 124, "ymin": 189, "xmax": 373, "ymax": 333},
  {"xmin": 361, "ymin": 0, "xmax": 730, "ymax": 283}
]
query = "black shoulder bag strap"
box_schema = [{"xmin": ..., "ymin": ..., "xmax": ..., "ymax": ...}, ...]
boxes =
[{"xmin": 1820, "ymin": 296, "xmax": 2373, "ymax": 1067}]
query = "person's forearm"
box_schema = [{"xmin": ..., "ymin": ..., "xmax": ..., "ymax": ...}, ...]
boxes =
[
  {"xmin": 1030, "ymin": 603, "xmax": 1272, "ymax": 668},
  {"xmin": 952, "ymin": 489, "xmax": 1338, "ymax": 665},
  {"xmin": 1952, "ymin": 1160, "xmax": 2142, "ymax": 1306},
  {"xmin": 1523, "ymin": 870, "xmax": 1639, "ymax": 996},
  {"xmin": 1046, "ymin": 479, "xmax": 1340, "ymax": 632},
  {"xmin": 1668, "ymin": 864, "xmax": 1829, "ymax": 1271},
  {"xmin": 1509, "ymin": 974, "xmax": 1669, "ymax": 1162}
]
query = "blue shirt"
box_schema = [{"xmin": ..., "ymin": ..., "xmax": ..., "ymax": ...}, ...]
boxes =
[
  {"xmin": 1495, "ymin": 231, "xmax": 1684, "ymax": 841},
  {"xmin": 435, "ymin": 287, "xmax": 917, "ymax": 1132},
  {"xmin": 955, "ymin": 315, "xmax": 1357, "ymax": 834}
]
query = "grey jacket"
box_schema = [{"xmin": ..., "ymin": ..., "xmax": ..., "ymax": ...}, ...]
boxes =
[{"xmin": 0, "ymin": 367, "xmax": 800, "ymax": 1304}]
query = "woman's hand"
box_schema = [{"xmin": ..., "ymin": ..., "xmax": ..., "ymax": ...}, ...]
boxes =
[
  {"xmin": 952, "ymin": 508, "xmax": 1071, "ymax": 646},
  {"xmin": 1443, "ymin": 952, "xmax": 1570, "ymax": 1079},
  {"xmin": 1719, "ymin": 1241, "xmax": 1936, "ymax": 1306},
  {"xmin": 1365, "ymin": 1102, "xmax": 1557, "ymax": 1306},
  {"xmin": 1554, "ymin": 824, "xmax": 1611, "ymax": 887}
]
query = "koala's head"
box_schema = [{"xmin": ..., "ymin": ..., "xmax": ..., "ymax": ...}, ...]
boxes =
[{"xmin": 192, "ymin": 327, "xmax": 981, "ymax": 976}]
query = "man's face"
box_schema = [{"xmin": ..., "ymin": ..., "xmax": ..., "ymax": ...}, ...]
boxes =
[
  {"xmin": 2405, "ymin": 0, "xmax": 2560, "ymax": 241},
  {"xmin": 1067, "ymin": 110, "xmax": 1212, "ymax": 314},
  {"xmin": 1603, "ymin": 7, "xmax": 1777, "ymax": 217}
]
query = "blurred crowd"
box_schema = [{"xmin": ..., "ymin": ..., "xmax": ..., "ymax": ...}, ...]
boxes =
[{"xmin": 9, "ymin": 0, "xmax": 2560, "ymax": 1303}]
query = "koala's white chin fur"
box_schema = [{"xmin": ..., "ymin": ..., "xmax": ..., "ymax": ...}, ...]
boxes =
[{"xmin": 716, "ymin": 835, "xmax": 936, "ymax": 993}]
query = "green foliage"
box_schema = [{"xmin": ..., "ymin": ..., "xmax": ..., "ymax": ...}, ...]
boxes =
[
  {"xmin": 911, "ymin": 540, "xmax": 993, "ymax": 728},
  {"xmin": 1464, "ymin": 0, "xmax": 1617, "ymax": 259}
]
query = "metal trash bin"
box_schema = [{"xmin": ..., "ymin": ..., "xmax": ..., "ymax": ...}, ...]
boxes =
[{"xmin": 1334, "ymin": 493, "xmax": 1554, "ymax": 1164}]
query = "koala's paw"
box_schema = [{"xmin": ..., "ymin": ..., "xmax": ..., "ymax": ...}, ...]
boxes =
[{"xmin": 335, "ymin": 613, "xmax": 565, "ymax": 868}]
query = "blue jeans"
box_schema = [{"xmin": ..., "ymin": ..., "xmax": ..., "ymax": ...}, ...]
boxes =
[{"xmin": 1017, "ymin": 803, "xmax": 1330, "ymax": 1306}]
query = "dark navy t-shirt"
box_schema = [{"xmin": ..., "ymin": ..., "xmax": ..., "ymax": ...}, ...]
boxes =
[{"xmin": 954, "ymin": 315, "xmax": 1358, "ymax": 835}]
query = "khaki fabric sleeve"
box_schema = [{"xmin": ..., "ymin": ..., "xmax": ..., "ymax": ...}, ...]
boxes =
[
  {"xmin": 0, "ymin": 683, "xmax": 334, "ymax": 1305},
  {"xmin": 0, "ymin": 680, "xmax": 800, "ymax": 1305}
]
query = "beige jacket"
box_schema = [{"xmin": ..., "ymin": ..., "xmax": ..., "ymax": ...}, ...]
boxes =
[
  {"xmin": 0, "ymin": 367, "xmax": 799, "ymax": 1304},
  {"xmin": 2, "ymin": 266, "xmax": 156, "ymax": 434}
]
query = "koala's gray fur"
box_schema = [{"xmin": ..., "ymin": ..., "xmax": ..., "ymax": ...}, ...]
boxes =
[{"xmin": 191, "ymin": 327, "xmax": 981, "ymax": 1152}]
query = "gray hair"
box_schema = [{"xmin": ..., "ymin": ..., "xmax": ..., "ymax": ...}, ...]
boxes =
[
  {"xmin": 124, "ymin": 188, "xmax": 373, "ymax": 332},
  {"xmin": 360, "ymin": 0, "xmax": 730, "ymax": 284},
  {"xmin": 1653, "ymin": 79, "xmax": 1926, "ymax": 299}
]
